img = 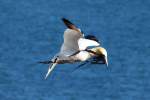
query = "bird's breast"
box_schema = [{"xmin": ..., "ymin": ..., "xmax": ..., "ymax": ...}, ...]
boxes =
[{"xmin": 76, "ymin": 51, "xmax": 91, "ymax": 61}]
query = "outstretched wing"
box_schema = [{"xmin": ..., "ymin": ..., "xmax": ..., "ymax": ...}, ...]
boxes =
[
  {"xmin": 60, "ymin": 18, "xmax": 84, "ymax": 56},
  {"xmin": 78, "ymin": 35, "xmax": 100, "ymax": 50},
  {"xmin": 61, "ymin": 18, "xmax": 100, "ymax": 55},
  {"xmin": 85, "ymin": 35, "xmax": 100, "ymax": 43},
  {"xmin": 78, "ymin": 38, "xmax": 100, "ymax": 50},
  {"xmin": 60, "ymin": 29, "xmax": 83, "ymax": 55}
]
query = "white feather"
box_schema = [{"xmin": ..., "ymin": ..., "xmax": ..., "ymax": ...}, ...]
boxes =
[
  {"xmin": 78, "ymin": 38, "xmax": 100, "ymax": 50},
  {"xmin": 75, "ymin": 51, "xmax": 91, "ymax": 61},
  {"xmin": 45, "ymin": 63, "xmax": 57, "ymax": 79}
]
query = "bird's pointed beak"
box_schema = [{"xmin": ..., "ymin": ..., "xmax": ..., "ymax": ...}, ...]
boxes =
[
  {"xmin": 104, "ymin": 56, "xmax": 108, "ymax": 67},
  {"xmin": 45, "ymin": 63, "xmax": 57, "ymax": 79}
]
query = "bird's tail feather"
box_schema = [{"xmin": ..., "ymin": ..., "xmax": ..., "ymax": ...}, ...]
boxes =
[{"xmin": 45, "ymin": 63, "xmax": 57, "ymax": 79}]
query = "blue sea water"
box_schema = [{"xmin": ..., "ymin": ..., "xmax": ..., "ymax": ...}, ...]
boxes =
[{"xmin": 0, "ymin": 0, "xmax": 150, "ymax": 100}]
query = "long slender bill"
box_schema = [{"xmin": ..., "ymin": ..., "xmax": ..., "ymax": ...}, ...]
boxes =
[
  {"xmin": 45, "ymin": 63, "xmax": 57, "ymax": 79},
  {"xmin": 105, "ymin": 56, "xmax": 108, "ymax": 67}
]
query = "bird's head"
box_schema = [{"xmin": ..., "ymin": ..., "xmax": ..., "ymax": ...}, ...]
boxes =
[{"xmin": 90, "ymin": 47, "xmax": 108, "ymax": 67}]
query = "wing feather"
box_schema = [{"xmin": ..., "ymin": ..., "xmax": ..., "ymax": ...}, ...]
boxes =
[{"xmin": 60, "ymin": 29, "xmax": 83, "ymax": 55}]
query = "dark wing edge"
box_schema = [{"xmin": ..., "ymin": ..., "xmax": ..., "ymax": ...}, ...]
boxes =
[
  {"xmin": 62, "ymin": 18, "xmax": 81, "ymax": 33},
  {"xmin": 85, "ymin": 35, "xmax": 99, "ymax": 43}
]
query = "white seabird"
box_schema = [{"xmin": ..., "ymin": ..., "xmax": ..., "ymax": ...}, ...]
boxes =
[{"xmin": 44, "ymin": 18, "xmax": 100, "ymax": 79}]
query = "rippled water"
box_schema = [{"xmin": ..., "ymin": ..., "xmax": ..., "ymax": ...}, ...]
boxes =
[{"xmin": 0, "ymin": 0, "xmax": 150, "ymax": 100}]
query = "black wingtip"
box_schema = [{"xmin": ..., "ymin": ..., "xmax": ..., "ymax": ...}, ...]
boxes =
[
  {"xmin": 61, "ymin": 18, "xmax": 82, "ymax": 32},
  {"xmin": 85, "ymin": 35, "xmax": 99, "ymax": 43},
  {"xmin": 61, "ymin": 18, "xmax": 75, "ymax": 29},
  {"xmin": 62, "ymin": 18, "xmax": 73, "ymax": 24}
]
